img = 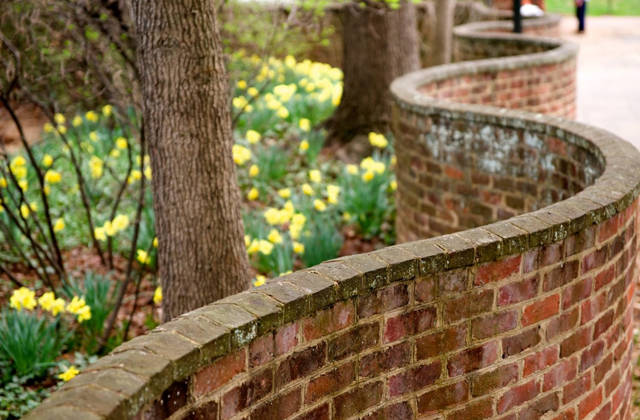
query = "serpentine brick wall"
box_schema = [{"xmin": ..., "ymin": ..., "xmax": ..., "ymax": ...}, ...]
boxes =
[{"xmin": 25, "ymin": 16, "xmax": 640, "ymax": 420}]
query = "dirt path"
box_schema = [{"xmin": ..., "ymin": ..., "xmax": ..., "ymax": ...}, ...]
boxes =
[{"xmin": 559, "ymin": 16, "xmax": 640, "ymax": 149}]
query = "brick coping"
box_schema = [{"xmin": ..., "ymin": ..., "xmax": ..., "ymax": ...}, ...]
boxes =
[{"xmin": 24, "ymin": 17, "xmax": 640, "ymax": 420}]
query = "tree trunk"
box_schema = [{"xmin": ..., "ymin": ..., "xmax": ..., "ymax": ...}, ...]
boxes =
[
  {"xmin": 433, "ymin": 0, "xmax": 456, "ymax": 65},
  {"xmin": 131, "ymin": 0, "xmax": 251, "ymax": 322},
  {"xmin": 326, "ymin": 1, "xmax": 420, "ymax": 144}
]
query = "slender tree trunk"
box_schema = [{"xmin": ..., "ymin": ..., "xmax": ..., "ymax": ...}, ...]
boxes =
[
  {"xmin": 326, "ymin": 1, "xmax": 419, "ymax": 144},
  {"xmin": 433, "ymin": 0, "xmax": 456, "ymax": 65},
  {"xmin": 131, "ymin": 0, "xmax": 251, "ymax": 322}
]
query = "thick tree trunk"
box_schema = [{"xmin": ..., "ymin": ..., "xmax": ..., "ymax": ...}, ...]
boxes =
[
  {"xmin": 327, "ymin": 1, "xmax": 420, "ymax": 143},
  {"xmin": 433, "ymin": 0, "xmax": 456, "ymax": 65},
  {"xmin": 131, "ymin": 0, "xmax": 251, "ymax": 322}
]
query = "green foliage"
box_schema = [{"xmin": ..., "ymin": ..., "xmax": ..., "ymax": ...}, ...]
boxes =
[
  {"xmin": 66, "ymin": 272, "xmax": 114, "ymax": 350},
  {"xmin": 0, "ymin": 310, "xmax": 68, "ymax": 379},
  {"xmin": 0, "ymin": 377, "xmax": 51, "ymax": 420},
  {"xmin": 256, "ymin": 146, "xmax": 291, "ymax": 184},
  {"xmin": 299, "ymin": 215, "xmax": 343, "ymax": 267}
]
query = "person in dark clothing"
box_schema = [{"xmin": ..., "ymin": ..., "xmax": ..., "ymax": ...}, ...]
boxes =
[{"xmin": 576, "ymin": 0, "xmax": 587, "ymax": 33}]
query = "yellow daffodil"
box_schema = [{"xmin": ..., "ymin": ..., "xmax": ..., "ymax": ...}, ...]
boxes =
[
  {"xmin": 110, "ymin": 149, "xmax": 120, "ymax": 158},
  {"xmin": 277, "ymin": 107, "xmax": 289, "ymax": 119},
  {"xmin": 343, "ymin": 212, "xmax": 352, "ymax": 222},
  {"xmin": 89, "ymin": 156, "xmax": 103, "ymax": 179},
  {"xmin": 258, "ymin": 239, "xmax": 274, "ymax": 255},
  {"xmin": 128, "ymin": 169, "xmax": 142, "ymax": 184},
  {"xmin": 362, "ymin": 171, "xmax": 374, "ymax": 182},
  {"xmin": 38, "ymin": 292, "xmax": 65, "ymax": 315},
  {"xmin": 51, "ymin": 298, "xmax": 66, "ymax": 316},
  {"xmin": 390, "ymin": 180, "xmax": 397, "ymax": 191},
  {"xmin": 66, "ymin": 296, "xmax": 86, "ymax": 314},
  {"xmin": 246, "ymin": 130, "xmax": 261, "ymax": 144},
  {"xmin": 232, "ymin": 144, "xmax": 252, "ymax": 166},
  {"xmin": 244, "ymin": 235, "xmax": 251, "ymax": 247},
  {"xmin": 299, "ymin": 118, "xmax": 311, "ymax": 132},
  {"xmin": 268, "ymin": 229, "xmax": 283, "ymax": 244},
  {"xmin": 247, "ymin": 239, "xmax": 260, "ymax": 254},
  {"xmin": 309, "ymin": 170, "xmax": 321, "ymax": 183},
  {"xmin": 278, "ymin": 188, "xmax": 291, "ymax": 199},
  {"xmin": 57, "ymin": 125, "xmax": 67, "ymax": 134},
  {"xmin": 144, "ymin": 166, "xmax": 152, "ymax": 180},
  {"xmin": 0, "ymin": 177, "xmax": 6, "ymax": 188},
  {"xmin": 116, "ymin": 137, "xmax": 128, "ymax": 149},
  {"xmin": 248, "ymin": 87, "xmax": 259, "ymax": 97},
  {"xmin": 264, "ymin": 207, "xmax": 281, "ymax": 225},
  {"xmin": 233, "ymin": 96, "xmax": 249, "ymax": 109},
  {"xmin": 76, "ymin": 306, "xmax": 91, "ymax": 323},
  {"xmin": 368, "ymin": 132, "xmax": 388, "ymax": 148},
  {"xmin": 44, "ymin": 170, "xmax": 61, "ymax": 184},
  {"xmin": 94, "ymin": 227, "xmax": 107, "ymax": 241},
  {"xmin": 302, "ymin": 183, "xmax": 315, "ymax": 196},
  {"xmin": 18, "ymin": 180, "xmax": 28, "ymax": 192},
  {"xmin": 247, "ymin": 187, "xmax": 259, "ymax": 201},
  {"xmin": 254, "ymin": 275, "xmax": 266, "ymax": 287},
  {"xmin": 112, "ymin": 214, "xmax": 130, "ymax": 231},
  {"xmin": 314, "ymin": 199, "xmax": 327, "ymax": 212},
  {"xmin": 249, "ymin": 164, "xmax": 259, "ymax": 177},
  {"xmin": 20, "ymin": 204, "xmax": 30, "ymax": 219},
  {"xmin": 153, "ymin": 237, "xmax": 158, "ymax": 247},
  {"xmin": 137, "ymin": 249, "xmax": 150, "ymax": 265},
  {"xmin": 10, "ymin": 287, "xmax": 37, "ymax": 311},
  {"xmin": 103, "ymin": 221, "xmax": 117, "ymax": 237},
  {"xmin": 299, "ymin": 140, "xmax": 309, "ymax": 152},
  {"xmin": 11, "ymin": 155, "xmax": 26, "ymax": 168},
  {"xmin": 102, "ymin": 105, "xmax": 113, "ymax": 117},
  {"xmin": 72, "ymin": 115, "xmax": 83, "ymax": 127},
  {"xmin": 42, "ymin": 154, "xmax": 54, "ymax": 167},
  {"xmin": 346, "ymin": 164, "xmax": 359, "ymax": 175},
  {"xmin": 293, "ymin": 241, "xmax": 305, "ymax": 254},
  {"xmin": 237, "ymin": 80, "xmax": 247, "ymax": 89},
  {"xmin": 58, "ymin": 366, "xmax": 79, "ymax": 382},
  {"xmin": 53, "ymin": 218, "xmax": 65, "ymax": 232},
  {"xmin": 391, "ymin": 155, "xmax": 397, "ymax": 166},
  {"xmin": 54, "ymin": 113, "xmax": 66, "ymax": 125},
  {"xmin": 291, "ymin": 213, "xmax": 306, "ymax": 227},
  {"xmin": 89, "ymin": 132, "xmax": 98, "ymax": 142},
  {"xmin": 86, "ymin": 111, "xmax": 99, "ymax": 122},
  {"xmin": 327, "ymin": 185, "xmax": 340, "ymax": 204},
  {"xmin": 153, "ymin": 286, "xmax": 162, "ymax": 304},
  {"xmin": 43, "ymin": 122, "xmax": 54, "ymax": 133}
]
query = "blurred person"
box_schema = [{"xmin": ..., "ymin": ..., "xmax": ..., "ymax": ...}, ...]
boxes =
[{"xmin": 576, "ymin": 0, "xmax": 587, "ymax": 33}]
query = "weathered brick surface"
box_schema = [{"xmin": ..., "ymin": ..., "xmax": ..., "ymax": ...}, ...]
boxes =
[{"xmin": 25, "ymin": 13, "xmax": 640, "ymax": 420}]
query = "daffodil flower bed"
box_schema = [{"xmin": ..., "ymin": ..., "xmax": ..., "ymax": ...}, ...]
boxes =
[{"xmin": 0, "ymin": 53, "xmax": 396, "ymax": 407}]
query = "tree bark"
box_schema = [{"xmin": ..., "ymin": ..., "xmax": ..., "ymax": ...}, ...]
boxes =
[
  {"xmin": 433, "ymin": 0, "xmax": 456, "ymax": 65},
  {"xmin": 131, "ymin": 0, "xmax": 251, "ymax": 322},
  {"xmin": 326, "ymin": 1, "xmax": 420, "ymax": 144}
]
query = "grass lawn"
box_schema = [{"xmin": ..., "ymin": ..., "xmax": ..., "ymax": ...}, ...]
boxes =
[{"xmin": 545, "ymin": 0, "xmax": 640, "ymax": 15}]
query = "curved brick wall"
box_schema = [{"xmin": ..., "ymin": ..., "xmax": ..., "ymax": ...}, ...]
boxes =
[{"xmin": 25, "ymin": 18, "xmax": 640, "ymax": 420}]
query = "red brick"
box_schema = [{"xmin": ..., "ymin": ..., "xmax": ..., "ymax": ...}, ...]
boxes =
[
  {"xmin": 303, "ymin": 301, "xmax": 354, "ymax": 341},
  {"xmin": 497, "ymin": 379, "xmax": 540, "ymax": 414},
  {"xmin": 360, "ymin": 342, "xmax": 411, "ymax": 378},
  {"xmin": 250, "ymin": 334, "xmax": 274, "ymax": 368},
  {"xmin": 578, "ymin": 386, "xmax": 602, "ymax": 420},
  {"xmin": 498, "ymin": 275, "xmax": 539, "ymax": 306},
  {"xmin": 541, "ymin": 243, "xmax": 563, "ymax": 267},
  {"xmin": 524, "ymin": 346, "xmax": 558, "ymax": 377},
  {"xmin": 598, "ymin": 214, "xmax": 620, "ymax": 243},
  {"xmin": 547, "ymin": 307, "xmax": 579, "ymax": 341},
  {"xmin": 543, "ymin": 261, "xmax": 579, "ymax": 292},
  {"xmin": 444, "ymin": 289, "xmax": 494, "ymax": 324},
  {"xmin": 194, "ymin": 349, "xmax": 246, "ymax": 397},
  {"xmin": 581, "ymin": 247, "xmax": 607, "ymax": 275},
  {"xmin": 523, "ymin": 250, "xmax": 540, "ymax": 273},
  {"xmin": 565, "ymin": 227, "xmax": 595, "ymax": 257},
  {"xmin": 592, "ymin": 402, "xmax": 611, "ymax": 420},
  {"xmin": 333, "ymin": 381, "xmax": 383, "ymax": 420},
  {"xmin": 563, "ymin": 277, "xmax": 593, "ymax": 310},
  {"xmin": 444, "ymin": 165, "xmax": 464, "ymax": 180},
  {"xmin": 522, "ymin": 293, "xmax": 560, "ymax": 326},
  {"xmin": 249, "ymin": 387, "xmax": 301, "ymax": 420},
  {"xmin": 384, "ymin": 306, "xmax": 436, "ymax": 343},
  {"xmin": 471, "ymin": 310, "xmax": 518, "ymax": 340},
  {"xmin": 519, "ymin": 392, "xmax": 560, "ymax": 420},
  {"xmin": 503, "ymin": 327, "xmax": 541, "ymax": 357},
  {"xmin": 448, "ymin": 341, "xmax": 500, "ymax": 377},
  {"xmin": 593, "ymin": 309, "xmax": 614, "ymax": 340},
  {"xmin": 305, "ymin": 361, "xmax": 355, "ymax": 404},
  {"xmin": 579, "ymin": 340, "xmax": 604, "ymax": 373},
  {"xmin": 475, "ymin": 255, "xmax": 521, "ymax": 286},
  {"xmin": 595, "ymin": 265, "xmax": 615, "ymax": 291},
  {"xmin": 221, "ymin": 367, "xmax": 273, "ymax": 419},
  {"xmin": 471, "ymin": 363, "xmax": 519, "ymax": 397},
  {"xmin": 291, "ymin": 404, "xmax": 330, "ymax": 420},
  {"xmin": 417, "ymin": 325, "xmax": 467, "ymax": 360},
  {"xmin": 275, "ymin": 323, "xmax": 298, "ymax": 355},
  {"xmin": 581, "ymin": 293, "xmax": 607, "ymax": 325},
  {"xmin": 275, "ymin": 342, "xmax": 326, "ymax": 388},
  {"xmin": 388, "ymin": 361, "xmax": 442, "ymax": 396},
  {"xmin": 328, "ymin": 323, "xmax": 379, "ymax": 361},
  {"xmin": 551, "ymin": 408, "xmax": 576, "ymax": 420},
  {"xmin": 563, "ymin": 371, "xmax": 592, "ymax": 404},
  {"xmin": 446, "ymin": 396, "xmax": 494, "ymax": 420},
  {"xmin": 358, "ymin": 283, "xmax": 410, "ymax": 318},
  {"xmin": 418, "ymin": 380, "xmax": 469, "ymax": 414},
  {"xmin": 438, "ymin": 269, "xmax": 469, "ymax": 295},
  {"xmin": 360, "ymin": 402, "xmax": 413, "ymax": 420},
  {"xmin": 604, "ymin": 365, "xmax": 620, "ymax": 396},
  {"xmin": 415, "ymin": 277, "xmax": 437, "ymax": 303},
  {"xmin": 560, "ymin": 326, "xmax": 592, "ymax": 358},
  {"xmin": 543, "ymin": 358, "xmax": 577, "ymax": 392}
]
